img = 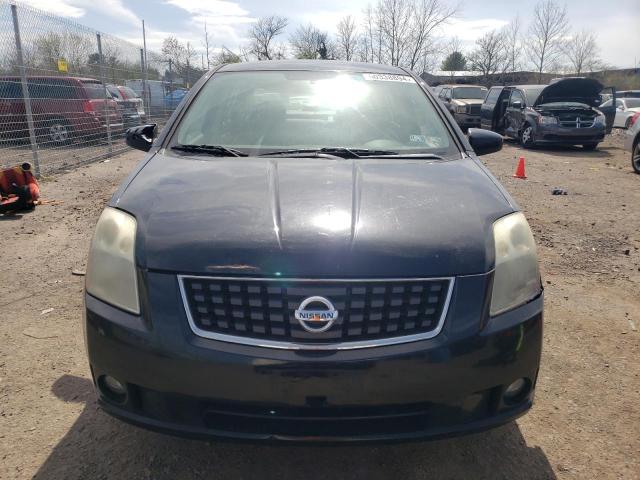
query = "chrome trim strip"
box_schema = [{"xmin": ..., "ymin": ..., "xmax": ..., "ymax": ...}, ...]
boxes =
[{"xmin": 178, "ymin": 275, "xmax": 455, "ymax": 351}]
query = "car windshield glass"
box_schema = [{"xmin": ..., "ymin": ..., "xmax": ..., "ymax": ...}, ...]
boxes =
[
  {"xmin": 522, "ymin": 87, "xmax": 545, "ymax": 104},
  {"xmin": 107, "ymin": 86, "xmax": 122, "ymax": 100},
  {"xmin": 83, "ymin": 81, "xmax": 107, "ymax": 99},
  {"xmin": 173, "ymin": 71, "xmax": 458, "ymax": 157},
  {"xmin": 624, "ymin": 99, "xmax": 640, "ymax": 108},
  {"xmin": 452, "ymin": 87, "xmax": 487, "ymax": 99},
  {"xmin": 122, "ymin": 86, "xmax": 139, "ymax": 99}
]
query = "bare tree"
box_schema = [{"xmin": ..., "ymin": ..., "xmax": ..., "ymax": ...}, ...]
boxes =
[
  {"xmin": 564, "ymin": 29, "xmax": 600, "ymax": 74},
  {"xmin": 502, "ymin": 16, "xmax": 521, "ymax": 74},
  {"xmin": 290, "ymin": 24, "xmax": 335, "ymax": 60},
  {"xmin": 467, "ymin": 30, "xmax": 506, "ymax": 84},
  {"xmin": 527, "ymin": 0, "xmax": 569, "ymax": 82},
  {"xmin": 378, "ymin": 0, "xmax": 413, "ymax": 66},
  {"xmin": 248, "ymin": 15, "xmax": 289, "ymax": 60},
  {"xmin": 336, "ymin": 15, "xmax": 358, "ymax": 61},
  {"xmin": 407, "ymin": 0, "xmax": 458, "ymax": 70}
]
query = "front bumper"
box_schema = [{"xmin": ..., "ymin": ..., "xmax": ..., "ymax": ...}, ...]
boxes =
[
  {"xmin": 453, "ymin": 113, "xmax": 481, "ymax": 127},
  {"xmin": 85, "ymin": 272, "xmax": 543, "ymax": 443},
  {"xmin": 534, "ymin": 124, "xmax": 605, "ymax": 145}
]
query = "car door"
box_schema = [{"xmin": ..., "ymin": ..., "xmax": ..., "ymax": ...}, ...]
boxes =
[
  {"xmin": 504, "ymin": 89, "xmax": 525, "ymax": 138},
  {"xmin": 598, "ymin": 86, "xmax": 616, "ymax": 133},
  {"xmin": 481, "ymin": 87, "xmax": 502, "ymax": 130}
]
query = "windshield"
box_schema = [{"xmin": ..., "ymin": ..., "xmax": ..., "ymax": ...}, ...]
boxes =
[
  {"xmin": 174, "ymin": 71, "xmax": 458, "ymax": 157},
  {"xmin": 82, "ymin": 81, "xmax": 108, "ymax": 100},
  {"xmin": 522, "ymin": 87, "xmax": 545, "ymax": 105},
  {"xmin": 452, "ymin": 87, "xmax": 487, "ymax": 99}
]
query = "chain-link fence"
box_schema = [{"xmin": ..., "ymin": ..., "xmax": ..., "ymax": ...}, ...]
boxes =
[{"xmin": 0, "ymin": 0, "xmax": 183, "ymax": 176}]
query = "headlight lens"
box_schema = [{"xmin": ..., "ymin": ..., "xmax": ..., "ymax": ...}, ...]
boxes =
[
  {"xmin": 490, "ymin": 212, "xmax": 541, "ymax": 316},
  {"xmin": 86, "ymin": 207, "xmax": 140, "ymax": 314},
  {"xmin": 455, "ymin": 105, "xmax": 467, "ymax": 114},
  {"xmin": 538, "ymin": 115, "xmax": 557, "ymax": 125},
  {"xmin": 594, "ymin": 114, "xmax": 606, "ymax": 125}
]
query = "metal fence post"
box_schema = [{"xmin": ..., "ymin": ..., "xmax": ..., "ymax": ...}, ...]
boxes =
[
  {"xmin": 96, "ymin": 33, "xmax": 113, "ymax": 156},
  {"xmin": 140, "ymin": 48, "xmax": 148, "ymax": 119},
  {"xmin": 142, "ymin": 20, "xmax": 150, "ymax": 119},
  {"xmin": 10, "ymin": 3, "xmax": 40, "ymax": 177}
]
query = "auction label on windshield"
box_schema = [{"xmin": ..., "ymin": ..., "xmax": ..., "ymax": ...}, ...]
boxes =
[{"xmin": 362, "ymin": 73, "xmax": 414, "ymax": 83}]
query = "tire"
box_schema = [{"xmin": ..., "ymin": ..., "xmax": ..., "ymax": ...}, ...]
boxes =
[
  {"xmin": 520, "ymin": 123, "xmax": 535, "ymax": 148},
  {"xmin": 43, "ymin": 118, "xmax": 72, "ymax": 145},
  {"xmin": 583, "ymin": 143, "xmax": 598, "ymax": 151},
  {"xmin": 632, "ymin": 142, "xmax": 640, "ymax": 174}
]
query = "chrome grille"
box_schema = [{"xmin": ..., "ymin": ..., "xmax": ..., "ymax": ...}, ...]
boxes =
[
  {"xmin": 179, "ymin": 276, "xmax": 454, "ymax": 350},
  {"xmin": 558, "ymin": 113, "xmax": 595, "ymax": 128},
  {"xmin": 468, "ymin": 104, "xmax": 481, "ymax": 115}
]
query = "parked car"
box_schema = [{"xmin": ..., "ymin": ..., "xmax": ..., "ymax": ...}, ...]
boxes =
[
  {"xmin": 107, "ymin": 84, "xmax": 145, "ymax": 127},
  {"xmin": 163, "ymin": 88, "xmax": 188, "ymax": 110},
  {"xmin": 85, "ymin": 60, "xmax": 543, "ymax": 443},
  {"xmin": 600, "ymin": 97, "xmax": 640, "ymax": 129},
  {"xmin": 616, "ymin": 90, "xmax": 640, "ymax": 98},
  {"xmin": 0, "ymin": 76, "xmax": 122, "ymax": 145},
  {"xmin": 480, "ymin": 78, "xmax": 615, "ymax": 150},
  {"xmin": 125, "ymin": 79, "xmax": 169, "ymax": 114},
  {"xmin": 623, "ymin": 112, "xmax": 640, "ymax": 173},
  {"xmin": 436, "ymin": 84, "xmax": 488, "ymax": 129}
]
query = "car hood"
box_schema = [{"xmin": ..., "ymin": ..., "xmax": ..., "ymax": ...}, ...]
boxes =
[
  {"xmin": 114, "ymin": 153, "xmax": 514, "ymax": 277},
  {"xmin": 535, "ymin": 77, "xmax": 603, "ymax": 107}
]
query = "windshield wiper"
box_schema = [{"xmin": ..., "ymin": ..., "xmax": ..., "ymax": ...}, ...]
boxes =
[
  {"xmin": 171, "ymin": 144, "xmax": 248, "ymax": 157},
  {"xmin": 259, "ymin": 147, "xmax": 400, "ymax": 158}
]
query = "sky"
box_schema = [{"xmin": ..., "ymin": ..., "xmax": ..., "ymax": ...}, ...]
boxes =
[{"xmin": 15, "ymin": 0, "xmax": 640, "ymax": 69}]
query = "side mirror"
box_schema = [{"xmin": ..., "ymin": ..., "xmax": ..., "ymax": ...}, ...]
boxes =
[
  {"xmin": 126, "ymin": 124, "xmax": 156, "ymax": 152},
  {"xmin": 511, "ymin": 100, "xmax": 523, "ymax": 110},
  {"xmin": 468, "ymin": 128, "xmax": 503, "ymax": 156}
]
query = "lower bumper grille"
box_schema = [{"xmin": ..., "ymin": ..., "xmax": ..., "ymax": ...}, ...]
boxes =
[{"xmin": 179, "ymin": 276, "xmax": 454, "ymax": 349}]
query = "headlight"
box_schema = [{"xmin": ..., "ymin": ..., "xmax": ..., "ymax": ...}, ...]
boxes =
[
  {"xmin": 455, "ymin": 105, "xmax": 467, "ymax": 114},
  {"xmin": 490, "ymin": 212, "xmax": 541, "ymax": 316},
  {"xmin": 86, "ymin": 207, "xmax": 140, "ymax": 314},
  {"xmin": 594, "ymin": 114, "xmax": 605, "ymax": 125},
  {"xmin": 538, "ymin": 115, "xmax": 557, "ymax": 125}
]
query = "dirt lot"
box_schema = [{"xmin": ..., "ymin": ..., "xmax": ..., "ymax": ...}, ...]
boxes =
[{"xmin": 1, "ymin": 133, "xmax": 638, "ymax": 480}]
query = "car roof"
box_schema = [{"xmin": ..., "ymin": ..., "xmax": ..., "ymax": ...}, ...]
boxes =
[
  {"xmin": 512, "ymin": 85, "xmax": 546, "ymax": 89},
  {"xmin": 218, "ymin": 60, "xmax": 407, "ymax": 74}
]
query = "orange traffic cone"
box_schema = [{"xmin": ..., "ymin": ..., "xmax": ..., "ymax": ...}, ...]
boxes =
[{"xmin": 513, "ymin": 156, "xmax": 527, "ymax": 179}]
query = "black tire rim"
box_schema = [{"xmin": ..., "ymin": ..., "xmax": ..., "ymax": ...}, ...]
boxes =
[
  {"xmin": 633, "ymin": 143, "xmax": 640, "ymax": 173},
  {"xmin": 521, "ymin": 126, "xmax": 533, "ymax": 146}
]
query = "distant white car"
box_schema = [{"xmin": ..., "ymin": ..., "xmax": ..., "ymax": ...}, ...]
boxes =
[{"xmin": 600, "ymin": 98, "xmax": 640, "ymax": 128}]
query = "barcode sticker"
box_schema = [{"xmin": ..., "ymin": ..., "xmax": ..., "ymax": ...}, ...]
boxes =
[{"xmin": 362, "ymin": 73, "xmax": 415, "ymax": 83}]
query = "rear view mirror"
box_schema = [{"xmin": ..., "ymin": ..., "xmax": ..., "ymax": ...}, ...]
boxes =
[
  {"xmin": 511, "ymin": 101, "xmax": 523, "ymax": 110},
  {"xmin": 468, "ymin": 128, "xmax": 503, "ymax": 156},
  {"xmin": 126, "ymin": 124, "xmax": 157, "ymax": 152}
]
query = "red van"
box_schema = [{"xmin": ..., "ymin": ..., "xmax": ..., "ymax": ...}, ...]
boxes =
[{"xmin": 0, "ymin": 76, "xmax": 123, "ymax": 145}]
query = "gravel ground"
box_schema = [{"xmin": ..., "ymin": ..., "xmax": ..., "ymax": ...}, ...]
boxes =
[{"xmin": 0, "ymin": 133, "xmax": 638, "ymax": 480}]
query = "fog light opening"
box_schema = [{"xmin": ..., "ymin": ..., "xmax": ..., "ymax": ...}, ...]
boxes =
[
  {"xmin": 503, "ymin": 378, "xmax": 530, "ymax": 403},
  {"xmin": 98, "ymin": 375, "xmax": 128, "ymax": 404}
]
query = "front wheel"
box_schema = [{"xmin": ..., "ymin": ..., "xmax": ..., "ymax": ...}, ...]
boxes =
[
  {"xmin": 632, "ymin": 142, "xmax": 640, "ymax": 174},
  {"xmin": 583, "ymin": 143, "xmax": 598, "ymax": 151},
  {"xmin": 520, "ymin": 124, "xmax": 535, "ymax": 148}
]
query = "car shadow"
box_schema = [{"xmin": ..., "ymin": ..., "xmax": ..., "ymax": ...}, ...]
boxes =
[
  {"xmin": 502, "ymin": 137, "xmax": 615, "ymax": 158},
  {"xmin": 33, "ymin": 375, "xmax": 557, "ymax": 480}
]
